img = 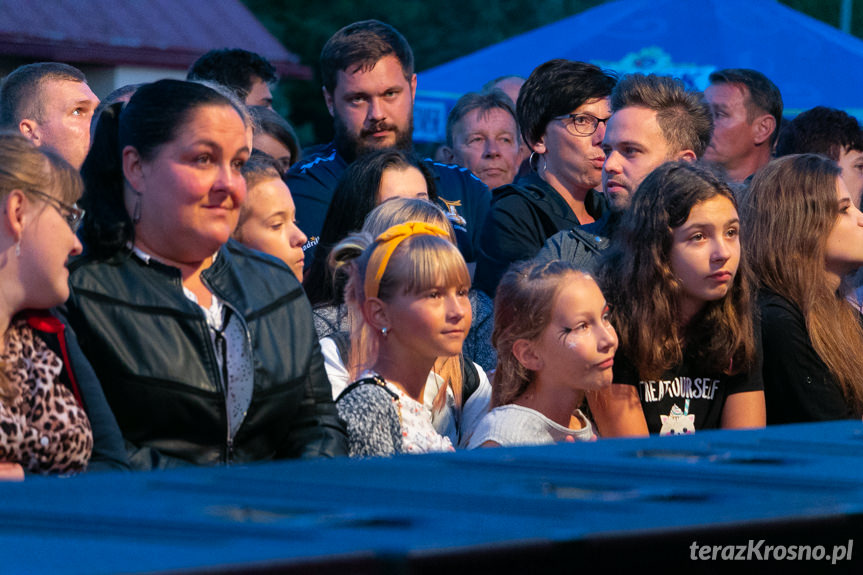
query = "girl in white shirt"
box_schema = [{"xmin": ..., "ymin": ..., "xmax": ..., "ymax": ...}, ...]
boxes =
[{"xmin": 469, "ymin": 260, "xmax": 617, "ymax": 448}]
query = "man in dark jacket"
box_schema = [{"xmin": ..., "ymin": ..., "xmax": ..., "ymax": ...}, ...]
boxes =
[{"xmin": 286, "ymin": 20, "xmax": 490, "ymax": 268}]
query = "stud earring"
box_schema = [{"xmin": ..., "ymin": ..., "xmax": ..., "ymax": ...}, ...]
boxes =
[{"xmin": 381, "ymin": 327, "xmax": 389, "ymax": 337}]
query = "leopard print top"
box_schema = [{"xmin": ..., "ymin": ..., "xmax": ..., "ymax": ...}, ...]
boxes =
[{"xmin": 0, "ymin": 320, "xmax": 93, "ymax": 474}]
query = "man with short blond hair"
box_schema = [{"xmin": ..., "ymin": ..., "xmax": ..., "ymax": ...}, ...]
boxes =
[
  {"xmin": 439, "ymin": 89, "xmax": 522, "ymax": 190},
  {"xmin": 0, "ymin": 62, "xmax": 99, "ymax": 169}
]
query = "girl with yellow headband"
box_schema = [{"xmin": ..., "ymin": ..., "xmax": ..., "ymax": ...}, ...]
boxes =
[{"xmin": 333, "ymin": 221, "xmax": 473, "ymax": 456}]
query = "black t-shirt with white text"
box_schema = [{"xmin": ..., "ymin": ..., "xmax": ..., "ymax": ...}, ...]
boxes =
[{"xmin": 614, "ymin": 348, "xmax": 763, "ymax": 435}]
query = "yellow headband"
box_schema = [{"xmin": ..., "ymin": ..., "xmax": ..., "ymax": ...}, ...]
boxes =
[{"xmin": 364, "ymin": 221, "xmax": 450, "ymax": 299}]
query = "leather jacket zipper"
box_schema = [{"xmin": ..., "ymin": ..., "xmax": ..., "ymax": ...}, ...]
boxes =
[{"xmin": 202, "ymin": 275, "xmax": 254, "ymax": 465}]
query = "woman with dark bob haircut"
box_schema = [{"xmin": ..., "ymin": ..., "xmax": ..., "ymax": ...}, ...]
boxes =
[
  {"xmin": 742, "ymin": 154, "xmax": 863, "ymax": 423},
  {"xmin": 305, "ymin": 148, "xmax": 436, "ymax": 308},
  {"xmin": 69, "ymin": 80, "xmax": 347, "ymax": 469},
  {"xmin": 473, "ymin": 59, "xmax": 616, "ymax": 295},
  {"xmin": 591, "ymin": 162, "xmax": 764, "ymax": 436}
]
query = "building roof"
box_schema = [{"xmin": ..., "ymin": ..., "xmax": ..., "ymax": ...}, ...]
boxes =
[{"xmin": 0, "ymin": 0, "xmax": 311, "ymax": 79}]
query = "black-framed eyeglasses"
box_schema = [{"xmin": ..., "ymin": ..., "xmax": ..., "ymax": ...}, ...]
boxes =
[
  {"xmin": 553, "ymin": 112, "xmax": 611, "ymax": 136},
  {"xmin": 26, "ymin": 189, "xmax": 85, "ymax": 232}
]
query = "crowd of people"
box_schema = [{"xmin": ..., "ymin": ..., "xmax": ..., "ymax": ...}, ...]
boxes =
[{"xmin": 0, "ymin": 17, "xmax": 862, "ymax": 477}]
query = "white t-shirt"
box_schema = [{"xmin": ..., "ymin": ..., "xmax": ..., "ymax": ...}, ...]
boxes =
[{"xmin": 467, "ymin": 405, "xmax": 596, "ymax": 448}]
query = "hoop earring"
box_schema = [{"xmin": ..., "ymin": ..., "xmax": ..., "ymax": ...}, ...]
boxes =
[{"xmin": 528, "ymin": 151, "xmax": 545, "ymax": 173}]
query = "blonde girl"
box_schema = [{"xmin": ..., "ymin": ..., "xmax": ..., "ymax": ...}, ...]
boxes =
[{"xmin": 333, "ymin": 221, "xmax": 472, "ymax": 456}]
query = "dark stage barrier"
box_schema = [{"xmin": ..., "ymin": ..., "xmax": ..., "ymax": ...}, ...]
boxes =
[{"xmin": 2, "ymin": 420, "xmax": 862, "ymax": 573}]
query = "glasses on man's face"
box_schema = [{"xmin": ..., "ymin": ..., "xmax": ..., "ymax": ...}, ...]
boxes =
[
  {"xmin": 553, "ymin": 112, "xmax": 611, "ymax": 137},
  {"xmin": 26, "ymin": 190, "xmax": 85, "ymax": 232}
]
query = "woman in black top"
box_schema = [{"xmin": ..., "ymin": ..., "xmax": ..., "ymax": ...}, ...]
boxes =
[
  {"xmin": 473, "ymin": 60, "xmax": 616, "ymax": 295},
  {"xmin": 67, "ymin": 80, "xmax": 347, "ymax": 469},
  {"xmin": 741, "ymin": 154, "xmax": 863, "ymax": 423},
  {"xmin": 591, "ymin": 162, "xmax": 763, "ymax": 436}
]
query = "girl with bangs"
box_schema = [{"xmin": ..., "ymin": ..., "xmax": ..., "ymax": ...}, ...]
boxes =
[
  {"xmin": 742, "ymin": 154, "xmax": 863, "ymax": 422},
  {"xmin": 591, "ymin": 162, "xmax": 765, "ymax": 436},
  {"xmin": 333, "ymin": 221, "xmax": 473, "ymax": 456},
  {"xmin": 321, "ymin": 198, "xmax": 492, "ymax": 449}
]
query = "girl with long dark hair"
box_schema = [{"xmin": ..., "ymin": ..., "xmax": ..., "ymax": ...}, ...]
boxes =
[
  {"xmin": 592, "ymin": 162, "xmax": 764, "ymax": 436},
  {"xmin": 742, "ymin": 154, "xmax": 863, "ymax": 422}
]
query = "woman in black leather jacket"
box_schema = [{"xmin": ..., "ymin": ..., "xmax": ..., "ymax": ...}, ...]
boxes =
[{"xmin": 67, "ymin": 80, "xmax": 347, "ymax": 469}]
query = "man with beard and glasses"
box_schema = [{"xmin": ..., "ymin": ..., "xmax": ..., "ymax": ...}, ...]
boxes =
[{"xmin": 286, "ymin": 20, "xmax": 491, "ymax": 269}]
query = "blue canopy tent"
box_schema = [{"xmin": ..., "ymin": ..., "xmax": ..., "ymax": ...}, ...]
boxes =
[{"xmin": 413, "ymin": 0, "xmax": 863, "ymax": 142}]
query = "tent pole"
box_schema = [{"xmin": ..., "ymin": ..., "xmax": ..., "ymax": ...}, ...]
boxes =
[{"xmin": 841, "ymin": 0, "xmax": 853, "ymax": 33}]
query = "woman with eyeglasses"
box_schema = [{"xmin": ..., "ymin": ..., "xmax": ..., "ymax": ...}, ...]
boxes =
[
  {"xmin": 0, "ymin": 133, "xmax": 128, "ymax": 479},
  {"xmin": 67, "ymin": 80, "xmax": 347, "ymax": 470},
  {"xmin": 473, "ymin": 59, "xmax": 616, "ymax": 296}
]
